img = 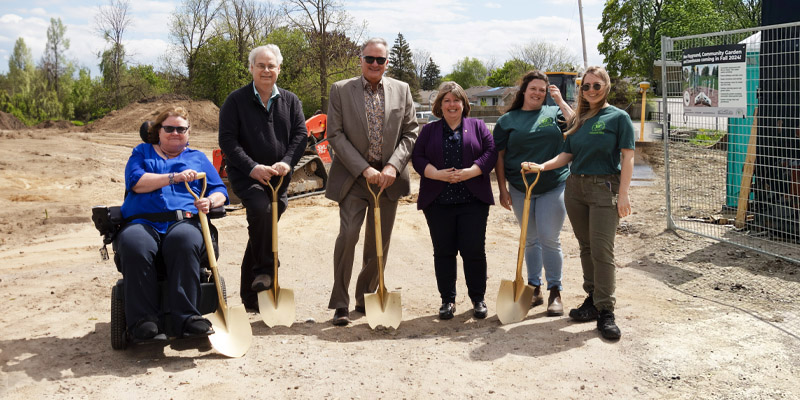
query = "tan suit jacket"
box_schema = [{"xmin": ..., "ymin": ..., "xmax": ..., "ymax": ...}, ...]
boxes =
[{"xmin": 324, "ymin": 76, "xmax": 418, "ymax": 202}]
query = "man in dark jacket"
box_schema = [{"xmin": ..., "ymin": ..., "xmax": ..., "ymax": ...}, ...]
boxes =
[{"xmin": 218, "ymin": 44, "xmax": 308, "ymax": 310}]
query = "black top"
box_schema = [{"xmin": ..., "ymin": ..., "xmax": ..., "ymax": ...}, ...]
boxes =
[{"xmin": 435, "ymin": 122, "xmax": 476, "ymax": 205}]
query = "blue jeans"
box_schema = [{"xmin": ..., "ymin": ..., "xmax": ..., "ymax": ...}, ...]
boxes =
[{"xmin": 509, "ymin": 182, "xmax": 566, "ymax": 291}]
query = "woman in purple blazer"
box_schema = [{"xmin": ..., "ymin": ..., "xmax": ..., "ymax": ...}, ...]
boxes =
[{"xmin": 411, "ymin": 81, "xmax": 498, "ymax": 320}]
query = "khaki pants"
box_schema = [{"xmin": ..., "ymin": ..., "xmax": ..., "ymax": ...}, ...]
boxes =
[{"xmin": 564, "ymin": 174, "xmax": 620, "ymax": 312}]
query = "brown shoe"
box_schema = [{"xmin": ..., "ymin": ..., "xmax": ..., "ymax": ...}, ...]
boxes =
[
  {"xmin": 332, "ymin": 308, "xmax": 350, "ymax": 326},
  {"xmin": 547, "ymin": 289, "xmax": 564, "ymax": 316},
  {"xmin": 531, "ymin": 285, "xmax": 544, "ymax": 307}
]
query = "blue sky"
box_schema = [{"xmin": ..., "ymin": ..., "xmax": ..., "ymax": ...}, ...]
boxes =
[{"xmin": 0, "ymin": 0, "xmax": 606, "ymax": 77}]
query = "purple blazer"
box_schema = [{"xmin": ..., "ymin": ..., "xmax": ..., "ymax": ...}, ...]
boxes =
[{"xmin": 411, "ymin": 117, "xmax": 498, "ymax": 210}]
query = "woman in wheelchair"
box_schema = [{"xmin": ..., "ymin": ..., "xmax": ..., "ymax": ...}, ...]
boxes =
[{"xmin": 116, "ymin": 106, "xmax": 228, "ymax": 342}]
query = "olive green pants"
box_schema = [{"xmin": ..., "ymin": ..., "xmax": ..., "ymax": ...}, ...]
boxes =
[{"xmin": 564, "ymin": 174, "xmax": 620, "ymax": 312}]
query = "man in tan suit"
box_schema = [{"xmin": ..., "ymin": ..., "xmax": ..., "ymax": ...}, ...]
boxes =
[{"xmin": 325, "ymin": 37, "xmax": 418, "ymax": 326}]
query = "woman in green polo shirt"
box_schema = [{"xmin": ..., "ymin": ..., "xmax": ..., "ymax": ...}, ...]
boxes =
[
  {"xmin": 494, "ymin": 70, "xmax": 574, "ymax": 317},
  {"xmin": 530, "ymin": 66, "xmax": 635, "ymax": 340}
]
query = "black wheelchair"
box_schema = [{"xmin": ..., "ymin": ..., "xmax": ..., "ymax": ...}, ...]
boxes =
[{"xmin": 92, "ymin": 205, "xmax": 227, "ymax": 350}]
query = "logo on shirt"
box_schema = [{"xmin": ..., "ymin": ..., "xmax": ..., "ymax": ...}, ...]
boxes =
[
  {"xmin": 589, "ymin": 121, "xmax": 606, "ymax": 135},
  {"xmin": 538, "ymin": 117, "xmax": 555, "ymax": 129}
]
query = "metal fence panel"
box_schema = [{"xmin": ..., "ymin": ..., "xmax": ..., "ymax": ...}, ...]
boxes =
[{"xmin": 661, "ymin": 22, "xmax": 800, "ymax": 263}]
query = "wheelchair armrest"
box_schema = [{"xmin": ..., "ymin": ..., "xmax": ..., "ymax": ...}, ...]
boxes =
[{"xmin": 208, "ymin": 206, "xmax": 226, "ymax": 219}]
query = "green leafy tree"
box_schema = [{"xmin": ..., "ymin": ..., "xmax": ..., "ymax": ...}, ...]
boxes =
[
  {"xmin": 41, "ymin": 18, "xmax": 70, "ymax": 95},
  {"xmin": 387, "ymin": 33, "xmax": 420, "ymax": 100},
  {"xmin": 421, "ymin": 57, "xmax": 441, "ymax": 90},
  {"xmin": 599, "ymin": 0, "xmax": 725, "ymax": 81},
  {"xmin": 266, "ymin": 27, "xmax": 320, "ymax": 116},
  {"xmin": 713, "ymin": 0, "xmax": 760, "ymax": 29},
  {"xmin": 96, "ymin": 0, "xmax": 132, "ymax": 108},
  {"xmin": 8, "ymin": 38, "xmax": 35, "ymax": 96},
  {"xmin": 487, "ymin": 58, "xmax": 534, "ymax": 87},
  {"xmin": 444, "ymin": 57, "xmax": 488, "ymax": 89},
  {"xmin": 190, "ymin": 36, "xmax": 250, "ymax": 106}
]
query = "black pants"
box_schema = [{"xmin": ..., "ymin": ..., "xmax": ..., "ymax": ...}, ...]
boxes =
[
  {"xmin": 115, "ymin": 220, "xmax": 204, "ymax": 332},
  {"xmin": 238, "ymin": 183, "xmax": 287, "ymax": 307},
  {"xmin": 423, "ymin": 202, "xmax": 489, "ymax": 304}
]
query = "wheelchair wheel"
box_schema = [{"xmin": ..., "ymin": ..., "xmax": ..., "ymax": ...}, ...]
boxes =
[{"xmin": 110, "ymin": 284, "xmax": 128, "ymax": 350}]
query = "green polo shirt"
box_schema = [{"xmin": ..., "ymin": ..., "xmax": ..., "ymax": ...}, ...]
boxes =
[
  {"xmin": 564, "ymin": 105, "xmax": 635, "ymax": 175},
  {"xmin": 494, "ymin": 105, "xmax": 569, "ymax": 194}
]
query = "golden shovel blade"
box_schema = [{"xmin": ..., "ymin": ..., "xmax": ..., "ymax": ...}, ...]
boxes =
[
  {"xmin": 364, "ymin": 291, "xmax": 402, "ymax": 329},
  {"xmin": 257, "ymin": 288, "xmax": 295, "ymax": 328},
  {"xmin": 495, "ymin": 279, "xmax": 535, "ymax": 325},
  {"xmin": 204, "ymin": 304, "xmax": 252, "ymax": 358}
]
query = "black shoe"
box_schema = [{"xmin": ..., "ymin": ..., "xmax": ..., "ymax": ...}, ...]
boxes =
[
  {"xmin": 597, "ymin": 310, "xmax": 621, "ymax": 340},
  {"xmin": 251, "ymin": 274, "xmax": 273, "ymax": 292},
  {"xmin": 353, "ymin": 305, "xmax": 366, "ymax": 314},
  {"xmin": 131, "ymin": 319, "xmax": 159, "ymax": 342},
  {"xmin": 439, "ymin": 303, "xmax": 455, "ymax": 320},
  {"xmin": 183, "ymin": 316, "xmax": 215, "ymax": 338},
  {"xmin": 472, "ymin": 301, "xmax": 488, "ymax": 319},
  {"xmin": 332, "ymin": 308, "xmax": 350, "ymax": 326},
  {"xmin": 243, "ymin": 299, "xmax": 259, "ymax": 313},
  {"xmin": 569, "ymin": 294, "xmax": 599, "ymax": 322}
]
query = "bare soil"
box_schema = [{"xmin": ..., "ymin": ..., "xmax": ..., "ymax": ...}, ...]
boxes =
[{"xmin": 1, "ymin": 113, "xmax": 798, "ymax": 399}]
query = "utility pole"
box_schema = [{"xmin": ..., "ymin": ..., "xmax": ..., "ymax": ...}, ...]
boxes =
[{"xmin": 578, "ymin": 0, "xmax": 588, "ymax": 70}]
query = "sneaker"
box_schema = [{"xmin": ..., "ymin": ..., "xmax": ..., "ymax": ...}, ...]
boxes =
[
  {"xmin": 569, "ymin": 294, "xmax": 598, "ymax": 322},
  {"xmin": 472, "ymin": 301, "xmax": 488, "ymax": 319},
  {"xmin": 439, "ymin": 303, "xmax": 455, "ymax": 320},
  {"xmin": 597, "ymin": 310, "xmax": 621, "ymax": 340}
]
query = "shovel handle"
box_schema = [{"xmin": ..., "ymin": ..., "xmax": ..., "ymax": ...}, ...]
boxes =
[
  {"xmin": 184, "ymin": 173, "xmax": 230, "ymax": 322},
  {"xmin": 367, "ymin": 183, "xmax": 387, "ymax": 297},
  {"xmin": 265, "ymin": 175, "xmax": 284, "ymax": 298},
  {"xmin": 515, "ymin": 168, "xmax": 541, "ymax": 284}
]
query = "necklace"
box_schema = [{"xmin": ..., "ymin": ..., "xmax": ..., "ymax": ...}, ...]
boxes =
[{"xmin": 157, "ymin": 144, "xmax": 182, "ymax": 159}]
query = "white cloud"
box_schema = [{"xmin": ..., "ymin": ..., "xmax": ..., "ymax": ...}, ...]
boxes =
[
  {"xmin": 485, "ymin": 2, "xmax": 502, "ymax": 8},
  {"xmin": 30, "ymin": 8, "xmax": 47, "ymax": 16}
]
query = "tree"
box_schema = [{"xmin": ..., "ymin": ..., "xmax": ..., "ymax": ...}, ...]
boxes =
[
  {"xmin": 412, "ymin": 48, "xmax": 430, "ymax": 84},
  {"xmin": 444, "ymin": 57, "xmax": 487, "ymax": 89},
  {"xmin": 598, "ymin": 0, "xmax": 725, "ymax": 80},
  {"xmin": 8, "ymin": 38, "xmax": 35, "ymax": 95},
  {"xmin": 510, "ymin": 40, "xmax": 579, "ymax": 72},
  {"xmin": 713, "ymin": 0, "xmax": 760, "ymax": 29},
  {"xmin": 487, "ymin": 58, "xmax": 534, "ymax": 87},
  {"xmin": 218, "ymin": 0, "xmax": 278, "ymax": 68},
  {"xmin": 169, "ymin": 0, "xmax": 222, "ymax": 84},
  {"xmin": 41, "ymin": 18, "xmax": 70, "ymax": 95},
  {"xmin": 191, "ymin": 36, "xmax": 249, "ymax": 106},
  {"xmin": 283, "ymin": 0, "xmax": 363, "ymax": 113},
  {"xmin": 421, "ymin": 57, "xmax": 441, "ymax": 90},
  {"xmin": 387, "ymin": 33, "xmax": 419, "ymax": 100},
  {"xmin": 95, "ymin": 0, "xmax": 132, "ymax": 108}
]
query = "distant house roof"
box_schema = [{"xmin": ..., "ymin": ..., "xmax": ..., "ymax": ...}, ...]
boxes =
[
  {"xmin": 419, "ymin": 90, "xmax": 438, "ymax": 105},
  {"xmin": 475, "ymin": 87, "xmax": 517, "ymax": 98},
  {"xmin": 465, "ymin": 86, "xmax": 491, "ymax": 102}
]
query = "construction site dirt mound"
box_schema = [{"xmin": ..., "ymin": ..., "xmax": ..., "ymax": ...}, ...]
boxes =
[
  {"xmin": 0, "ymin": 110, "xmax": 27, "ymax": 130},
  {"xmin": 33, "ymin": 120, "xmax": 74, "ymax": 130},
  {"xmin": 84, "ymin": 94, "xmax": 221, "ymax": 133}
]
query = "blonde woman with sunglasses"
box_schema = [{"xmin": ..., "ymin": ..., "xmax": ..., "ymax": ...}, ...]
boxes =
[{"xmin": 527, "ymin": 66, "xmax": 635, "ymax": 340}]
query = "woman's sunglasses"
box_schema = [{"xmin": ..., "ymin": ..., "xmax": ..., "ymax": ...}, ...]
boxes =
[
  {"xmin": 581, "ymin": 83, "xmax": 604, "ymax": 92},
  {"xmin": 162, "ymin": 125, "xmax": 189, "ymax": 134},
  {"xmin": 362, "ymin": 56, "xmax": 387, "ymax": 65}
]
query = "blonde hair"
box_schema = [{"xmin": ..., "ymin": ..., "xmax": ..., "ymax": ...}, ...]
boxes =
[{"xmin": 564, "ymin": 66, "xmax": 611, "ymax": 136}]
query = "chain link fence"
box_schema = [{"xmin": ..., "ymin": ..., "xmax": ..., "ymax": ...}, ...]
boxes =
[{"xmin": 659, "ymin": 22, "xmax": 800, "ymax": 337}]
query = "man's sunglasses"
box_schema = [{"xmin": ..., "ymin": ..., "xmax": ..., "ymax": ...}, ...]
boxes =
[
  {"xmin": 581, "ymin": 83, "xmax": 604, "ymax": 91},
  {"xmin": 362, "ymin": 56, "xmax": 387, "ymax": 65},
  {"xmin": 162, "ymin": 125, "xmax": 189, "ymax": 134}
]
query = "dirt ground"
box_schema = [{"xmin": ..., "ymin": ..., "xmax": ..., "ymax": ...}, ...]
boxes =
[{"xmin": 1, "ymin": 119, "xmax": 799, "ymax": 399}]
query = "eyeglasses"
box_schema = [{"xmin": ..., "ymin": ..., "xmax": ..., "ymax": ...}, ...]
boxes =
[
  {"xmin": 362, "ymin": 56, "xmax": 387, "ymax": 65},
  {"xmin": 581, "ymin": 83, "xmax": 604, "ymax": 91},
  {"xmin": 162, "ymin": 125, "xmax": 189, "ymax": 134},
  {"xmin": 253, "ymin": 64, "xmax": 279, "ymax": 71}
]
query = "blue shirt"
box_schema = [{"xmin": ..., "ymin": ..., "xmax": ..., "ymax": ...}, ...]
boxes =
[
  {"xmin": 121, "ymin": 143, "xmax": 228, "ymax": 233},
  {"xmin": 253, "ymin": 82, "xmax": 281, "ymax": 111}
]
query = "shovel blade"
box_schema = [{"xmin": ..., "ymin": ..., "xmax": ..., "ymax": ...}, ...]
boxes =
[
  {"xmin": 257, "ymin": 288, "xmax": 296, "ymax": 327},
  {"xmin": 205, "ymin": 304, "xmax": 252, "ymax": 358},
  {"xmin": 364, "ymin": 291, "xmax": 402, "ymax": 329},
  {"xmin": 496, "ymin": 279, "xmax": 535, "ymax": 325}
]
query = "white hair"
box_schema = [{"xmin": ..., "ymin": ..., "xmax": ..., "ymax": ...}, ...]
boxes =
[
  {"xmin": 360, "ymin": 38, "xmax": 388, "ymax": 56},
  {"xmin": 248, "ymin": 44, "xmax": 283, "ymax": 67}
]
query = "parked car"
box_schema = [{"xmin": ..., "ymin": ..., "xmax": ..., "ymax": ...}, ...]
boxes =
[{"xmin": 416, "ymin": 111, "xmax": 438, "ymax": 122}]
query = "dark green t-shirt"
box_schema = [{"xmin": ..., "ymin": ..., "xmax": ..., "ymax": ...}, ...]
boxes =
[
  {"xmin": 494, "ymin": 106, "xmax": 569, "ymax": 194},
  {"xmin": 564, "ymin": 105, "xmax": 635, "ymax": 175}
]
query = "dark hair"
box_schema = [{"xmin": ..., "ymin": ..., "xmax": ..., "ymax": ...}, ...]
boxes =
[
  {"xmin": 431, "ymin": 81, "xmax": 471, "ymax": 119},
  {"xmin": 139, "ymin": 121, "xmax": 152, "ymax": 143},
  {"xmin": 147, "ymin": 106, "xmax": 190, "ymax": 143},
  {"xmin": 505, "ymin": 70, "xmax": 549, "ymax": 113}
]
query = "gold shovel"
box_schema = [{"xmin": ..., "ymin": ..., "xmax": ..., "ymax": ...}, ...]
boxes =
[
  {"xmin": 257, "ymin": 175, "xmax": 296, "ymax": 327},
  {"xmin": 186, "ymin": 173, "xmax": 252, "ymax": 357},
  {"xmin": 363, "ymin": 183, "xmax": 402, "ymax": 329},
  {"xmin": 496, "ymin": 165, "xmax": 541, "ymax": 325}
]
